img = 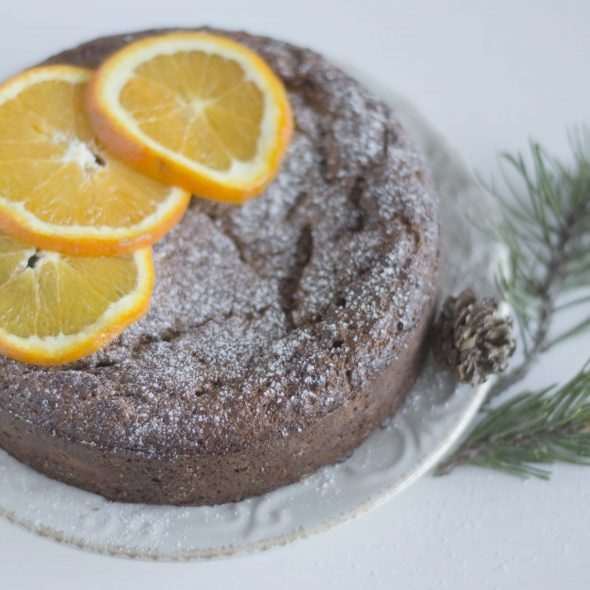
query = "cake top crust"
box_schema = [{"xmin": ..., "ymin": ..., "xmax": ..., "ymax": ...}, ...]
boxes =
[{"xmin": 0, "ymin": 29, "xmax": 439, "ymax": 456}]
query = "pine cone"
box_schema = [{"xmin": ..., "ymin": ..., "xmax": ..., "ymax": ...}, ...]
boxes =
[{"xmin": 432, "ymin": 289, "xmax": 516, "ymax": 386}]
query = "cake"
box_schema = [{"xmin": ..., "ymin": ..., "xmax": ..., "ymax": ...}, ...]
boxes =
[{"xmin": 0, "ymin": 28, "xmax": 440, "ymax": 505}]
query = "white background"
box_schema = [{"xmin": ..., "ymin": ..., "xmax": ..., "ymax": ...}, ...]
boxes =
[{"xmin": 1, "ymin": 0, "xmax": 589, "ymax": 588}]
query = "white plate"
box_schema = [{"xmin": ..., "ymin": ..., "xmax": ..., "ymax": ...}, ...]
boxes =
[{"xmin": 0, "ymin": 73, "xmax": 502, "ymax": 560}]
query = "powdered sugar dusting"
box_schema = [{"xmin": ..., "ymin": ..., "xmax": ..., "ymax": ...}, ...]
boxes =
[{"xmin": 0, "ymin": 32, "xmax": 439, "ymax": 456}]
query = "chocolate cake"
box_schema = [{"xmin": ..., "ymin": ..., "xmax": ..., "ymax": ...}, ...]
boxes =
[{"xmin": 0, "ymin": 29, "xmax": 440, "ymax": 505}]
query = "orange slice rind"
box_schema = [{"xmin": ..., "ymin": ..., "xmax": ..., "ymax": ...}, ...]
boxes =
[
  {"xmin": 0, "ymin": 230, "xmax": 154, "ymax": 365},
  {"xmin": 0, "ymin": 65, "xmax": 190, "ymax": 256},
  {"xmin": 86, "ymin": 32, "xmax": 293, "ymax": 204}
]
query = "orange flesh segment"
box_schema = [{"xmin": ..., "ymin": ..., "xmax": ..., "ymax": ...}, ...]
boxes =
[{"xmin": 119, "ymin": 51, "xmax": 265, "ymax": 171}]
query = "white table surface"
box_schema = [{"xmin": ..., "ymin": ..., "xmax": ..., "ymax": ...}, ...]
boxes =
[{"xmin": 1, "ymin": 0, "xmax": 589, "ymax": 587}]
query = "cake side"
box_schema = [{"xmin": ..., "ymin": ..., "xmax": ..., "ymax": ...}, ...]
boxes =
[
  {"xmin": 0, "ymin": 28, "xmax": 440, "ymax": 505},
  {"xmin": 0, "ymin": 308, "xmax": 430, "ymax": 504}
]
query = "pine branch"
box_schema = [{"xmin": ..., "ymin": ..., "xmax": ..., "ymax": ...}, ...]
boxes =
[
  {"xmin": 436, "ymin": 366, "xmax": 590, "ymax": 478},
  {"xmin": 485, "ymin": 131, "xmax": 590, "ymax": 405},
  {"xmin": 436, "ymin": 129, "xmax": 590, "ymax": 477}
]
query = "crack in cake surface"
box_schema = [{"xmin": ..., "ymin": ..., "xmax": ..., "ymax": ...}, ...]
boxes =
[{"xmin": 279, "ymin": 224, "xmax": 314, "ymax": 330}]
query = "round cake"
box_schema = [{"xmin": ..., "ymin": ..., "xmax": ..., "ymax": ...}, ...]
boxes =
[{"xmin": 0, "ymin": 28, "xmax": 440, "ymax": 506}]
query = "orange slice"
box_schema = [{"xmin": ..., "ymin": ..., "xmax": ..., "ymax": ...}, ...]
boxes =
[
  {"xmin": 0, "ymin": 65, "xmax": 190, "ymax": 256},
  {"xmin": 86, "ymin": 32, "xmax": 293, "ymax": 204},
  {"xmin": 0, "ymin": 230, "xmax": 153, "ymax": 365}
]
